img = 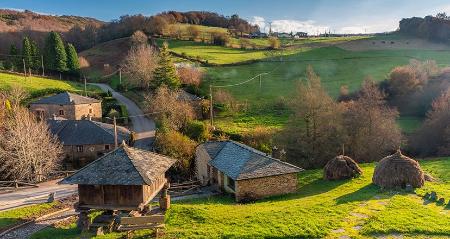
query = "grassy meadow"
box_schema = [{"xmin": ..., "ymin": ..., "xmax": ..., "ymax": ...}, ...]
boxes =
[
  {"xmin": 0, "ymin": 202, "xmax": 58, "ymax": 230},
  {"xmin": 165, "ymin": 158, "xmax": 450, "ymax": 238}
]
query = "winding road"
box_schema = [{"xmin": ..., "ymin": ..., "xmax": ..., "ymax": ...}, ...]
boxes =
[{"xmin": 91, "ymin": 83, "xmax": 156, "ymax": 150}]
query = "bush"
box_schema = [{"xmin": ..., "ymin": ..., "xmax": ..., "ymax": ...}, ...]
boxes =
[
  {"xmin": 183, "ymin": 120, "xmax": 209, "ymax": 142},
  {"xmin": 212, "ymin": 32, "xmax": 230, "ymax": 46}
]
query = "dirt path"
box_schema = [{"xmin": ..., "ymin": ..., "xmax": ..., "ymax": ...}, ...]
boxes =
[
  {"xmin": 90, "ymin": 83, "xmax": 156, "ymax": 150},
  {"xmin": 0, "ymin": 209, "xmax": 76, "ymax": 239},
  {"xmin": 0, "ymin": 180, "xmax": 76, "ymax": 211}
]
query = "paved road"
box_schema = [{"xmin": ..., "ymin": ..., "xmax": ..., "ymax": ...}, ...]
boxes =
[
  {"xmin": 0, "ymin": 180, "xmax": 76, "ymax": 211},
  {"xmin": 91, "ymin": 83, "xmax": 156, "ymax": 150}
]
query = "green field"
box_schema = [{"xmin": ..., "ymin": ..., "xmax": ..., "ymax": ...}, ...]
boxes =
[
  {"xmin": 165, "ymin": 158, "xmax": 450, "ymax": 238},
  {"xmin": 0, "ymin": 202, "xmax": 58, "ymax": 230},
  {"xmin": 0, "ymin": 72, "xmax": 100, "ymax": 97}
]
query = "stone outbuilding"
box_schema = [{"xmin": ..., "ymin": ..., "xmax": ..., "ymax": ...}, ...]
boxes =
[
  {"xmin": 30, "ymin": 92, "xmax": 102, "ymax": 121},
  {"xmin": 196, "ymin": 141, "xmax": 302, "ymax": 202},
  {"xmin": 47, "ymin": 118, "xmax": 131, "ymax": 168}
]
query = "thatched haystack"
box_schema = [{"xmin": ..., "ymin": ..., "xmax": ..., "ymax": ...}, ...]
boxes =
[
  {"xmin": 373, "ymin": 150, "xmax": 425, "ymax": 189},
  {"xmin": 324, "ymin": 155, "xmax": 363, "ymax": 180}
]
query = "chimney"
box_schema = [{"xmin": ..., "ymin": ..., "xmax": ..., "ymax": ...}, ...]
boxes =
[
  {"xmin": 87, "ymin": 115, "xmax": 92, "ymax": 121},
  {"xmin": 52, "ymin": 114, "xmax": 57, "ymax": 120}
]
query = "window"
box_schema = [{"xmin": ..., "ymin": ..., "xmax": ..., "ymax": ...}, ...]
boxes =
[
  {"xmin": 76, "ymin": 145, "xmax": 83, "ymax": 152},
  {"xmin": 227, "ymin": 176, "xmax": 235, "ymax": 191},
  {"xmin": 89, "ymin": 108, "xmax": 93, "ymax": 114},
  {"xmin": 59, "ymin": 110, "xmax": 64, "ymax": 116},
  {"xmin": 104, "ymin": 145, "xmax": 110, "ymax": 150}
]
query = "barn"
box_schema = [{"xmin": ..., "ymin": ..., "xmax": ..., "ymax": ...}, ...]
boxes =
[{"xmin": 196, "ymin": 141, "xmax": 302, "ymax": 202}]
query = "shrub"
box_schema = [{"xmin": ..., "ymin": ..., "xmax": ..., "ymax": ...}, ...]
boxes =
[
  {"xmin": 268, "ymin": 37, "xmax": 280, "ymax": 49},
  {"xmin": 184, "ymin": 120, "xmax": 209, "ymax": 142},
  {"xmin": 212, "ymin": 32, "xmax": 230, "ymax": 46}
]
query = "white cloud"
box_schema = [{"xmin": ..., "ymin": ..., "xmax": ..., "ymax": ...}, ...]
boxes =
[{"xmin": 250, "ymin": 16, "xmax": 329, "ymax": 35}]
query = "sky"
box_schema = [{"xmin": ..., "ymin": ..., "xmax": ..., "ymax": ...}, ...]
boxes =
[{"xmin": 2, "ymin": 0, "xmax": 450, "ymax": 34}]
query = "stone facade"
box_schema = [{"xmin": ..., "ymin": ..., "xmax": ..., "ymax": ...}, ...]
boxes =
[
  {"xmin": 30, "ymin": 102, "xmax": 102, "ymax": 121},
  {"xmin": 195, "ymin": 146, "xmax": 211, "ymax": 185},
  {"xmin": 63, "ymin": 143, "xmax": 115, "ymax": 169},
  {"xmin": 235, "ymin": 173, "xmax": 298, "ymax": 202}
]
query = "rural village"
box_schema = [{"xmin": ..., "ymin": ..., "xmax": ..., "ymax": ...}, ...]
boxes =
[{"xmin": 0, "ymin": 2, "xmax": 449, "ymax": 239}]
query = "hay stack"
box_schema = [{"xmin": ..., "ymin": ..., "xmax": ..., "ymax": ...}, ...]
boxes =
[
  {"xmin": 373, "ymin": 150, "xmax": 425, "ymax": 189},
  {"xmin": 324, "ymin": 155, "xmax": 362, "ymax": 180}
]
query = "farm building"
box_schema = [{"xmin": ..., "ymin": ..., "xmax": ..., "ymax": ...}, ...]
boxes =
[
  {"xmin": 196, "ymin": 141, "xmax": 302, "ymax": 202},
  {"xmin": 30, "ymin": 92, "xmax": 102, "ymax": 121},
  {"xmin": 47, "ymin": 118, "xmax": 131, "ymax": 168}
]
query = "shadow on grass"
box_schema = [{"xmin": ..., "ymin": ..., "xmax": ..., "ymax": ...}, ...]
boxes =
[
  {"xmin": 0, "ymin": 218, "xmax": 23, "ymax": 231},
  {"xmin": 335, "ymin": 184, "xmax": 380, "ymax": 204},
  {"xmin": 30, "ymin": 225, "xmax": 80, "ymax": 239}
]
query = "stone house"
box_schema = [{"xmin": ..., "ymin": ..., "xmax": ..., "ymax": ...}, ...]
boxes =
[
  {"xmin": 30, "ymin": 92, "xmax": 102, "ymax": 121},
  {"xmin": 47, "ymin": 118, "xmax": 131, "ymax": 169},
  {"xmin": 195, "ymin": 141, "xmax": 302, "ymax": 202}
]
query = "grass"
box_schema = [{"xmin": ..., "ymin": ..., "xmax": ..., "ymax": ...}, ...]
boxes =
[
  {"xmin": 164, "ymin": 158, "xmax": 450, "ymax": 238},
  {"xmin": 397, "ymin": 116, "xmax": 424, "ymax": 133},
  {"xmin": 0, "ymin": 202, "xmax": 58, "ymax": 230},
  {"xmin": 0, "ymin": 72, "xmax": 100, "ymax": 97}
]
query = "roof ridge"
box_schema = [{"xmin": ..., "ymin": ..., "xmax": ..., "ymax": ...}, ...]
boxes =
[
  {"xmin": 123, "ymin": 145, "xmax": 150, "ymax": 184},
  {"xmin": 91, "ymin": 120, "xmax": 118, "ymax": 139}
]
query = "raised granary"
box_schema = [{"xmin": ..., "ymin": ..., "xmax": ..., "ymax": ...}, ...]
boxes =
[
  {"xmin": 373, "ymin": 150, "xmax": 425, "ymax": 189},
  {"xmin": 60, "ymin": 143, "xmax": 176, "ymax": 211},
  {"xmin": 196, "ymin": 140, "xmax": 302, "ymax": 202},
  {"xmin": 47, "ymin": 118, "xmax": 131, "ymax": 168},
  {"xmin": 324, "ymin": 155, "xmax": 362, "ymax": 180},
  {"xmin": 30, "ymin": 92, "xmax": 102, "ymax": 120}
]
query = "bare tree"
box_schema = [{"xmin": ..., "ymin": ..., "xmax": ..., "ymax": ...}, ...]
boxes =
[
  {"xmin": 147, "ymin": 85, "xmax": 195, "ymax": 131},
  {"xmin": 0, "ymin": 106, "xmax": 63, "ymax": 182},
  {"xmin": 187, "ymin": 25, "xmax": 201, "ymax": 40},
  {"xmin": 177, "ymin": 66, "xmax": 203, "ymax": 87},
  {"xmin": 343, "ymin": 79, "xmax": 402, "ymax": 162},
  {"xmin": 122, "ymin": 44, "xmax": 159, "ymax": 89},
  {"xmin": 130, "ymin": 30, "xmax": 148, "ymax": 47}
]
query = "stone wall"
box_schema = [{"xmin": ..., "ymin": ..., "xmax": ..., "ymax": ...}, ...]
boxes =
[
  {"xmin": 30, "ymin": 102, "xmax": 102, "ymax": 120},
  {"xmin": 195, "ymin": 146, "xmax": 212, "ymax": 185},
  {"xmin": 235, "ymin": 173, "xmax": 298, "ymax": 202},
  {"xmin": 63, "ymin": 144, "xmax": 115, "ymax": 169}
]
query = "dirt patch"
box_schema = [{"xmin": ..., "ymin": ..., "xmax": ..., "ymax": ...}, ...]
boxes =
[{"xmin": 338, "ymin": 38, "xmax": 450, "ymax": 51}]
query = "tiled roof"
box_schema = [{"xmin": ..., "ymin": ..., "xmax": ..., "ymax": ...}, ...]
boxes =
[
  {"xmin": 60, "ymin": 144, "xmax": 176, "ymax": 185},
  {"xmin": 199, "ymin": 141, "xmax": 302, "ymax": 180},
  {"xmin": 31, "ymin": 92, "xmax": 100, "ymax": 105},
  {"xmin": 47, "ymin": 119, "xmax": 130, "ymax": 145}
]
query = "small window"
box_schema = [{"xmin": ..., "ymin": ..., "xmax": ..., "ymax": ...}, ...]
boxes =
[
  {"xmin": 89, "ymin": 108, "xmax": 93, "ymax": 114},
  {"xmin": 59, "ymin": 110, "xmax": 64, "ymax": 116},
  {"xmin": 76, "ymin": 145, "xmax": 83, "ymax": 152},
  {"xmin": 227, "ymin": 176, "xmax": 235, "ymax": 191},
  {"xmin": 104, "ymin": 145, "xmax": 110, "ymax": 150}
]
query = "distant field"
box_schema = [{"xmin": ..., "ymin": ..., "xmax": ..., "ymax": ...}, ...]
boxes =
[
  {"xmin": 0, "ymin": 72, "xmax": 100, "ymax": 97},
  {"xmin": 165, "ymin": 158, "xmax": 450, "ymax": 238}
]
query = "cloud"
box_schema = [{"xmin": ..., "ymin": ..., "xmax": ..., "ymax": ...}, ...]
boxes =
[
  {"xmin": 338, "ymin": 21, "xmax": 398, "ymax": 34},
  {"xmin": 250, "ymin": 16, "xmax": 329, "ymax": 35}
]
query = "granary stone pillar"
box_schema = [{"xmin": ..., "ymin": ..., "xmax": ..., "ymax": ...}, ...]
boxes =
[
  {"xmin": 77, "ymin": 209, "xmax": 90, "ymax": 232},
  {"xmin": 159, "ymin": 182, "xmax": 171, "ymax": 210}
]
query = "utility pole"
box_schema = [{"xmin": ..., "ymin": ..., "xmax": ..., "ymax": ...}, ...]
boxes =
[
  {"xmin": 41, "ymin": 55, "xmax": 45, "ymax": 76},
  {"xmin": 119, "ymin": 68, "xmax": 122, "ymax": 85},
  {"xmin": 23, "ymin": 59, "xmax": 26, "ymax": 79},
  {"xmin": 113, "ymin": 116, "xmax": 118, "ymax": 149},
  {"xmin": 209, "ymin": 85, "xmax": 214, "ymax": 127},
  {"xmin": 84, "ymin": 76, "xmax": 87, "ymax": 96}
]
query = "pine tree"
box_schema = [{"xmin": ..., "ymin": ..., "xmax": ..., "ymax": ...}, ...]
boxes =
[
  {"xmin": 30, "ymin": 40, "xmax": 41, "ymax": 72},
  {"xmin": 65, "ymin": 43, "xmax": 80, "ymax": 76},
  {"xmin": 7, "ymin": 44, "xmax": 20, "ymax": 71},
  {"xmin": 153, "ymin": 41, "xmax": 180, "ymax": 89},
  {"xmin": 22, "ymin": 37, "xmax": 33, "ymax": 72},
  {"xmin": 44, "ymin": 31, "xmax": 67, "ymax": 73}
]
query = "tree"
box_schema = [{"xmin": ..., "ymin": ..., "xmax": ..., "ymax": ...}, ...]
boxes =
[
  {"xmin": 147, "ymin": 85, "xmax": 195, "ymax": 131},
  {"xmin": 343, "ymin": 79, "xmax": 402, "ymax": 162},
  {"xmin": 65, "ymin": 43, "xmax": 80, "ymax": 76},
  {"xmin": 278, "ymin": 66, "xmax": 345, "ymax": 168},
  {"xmin": 130, "ymin": 30, "xmax": 148, "ymax": 47},
  {"xmin": 30, "ymin": 40, "xmax": 41, "ymax": 72},
  {"xmin": 153, "ymin": 42, "xmax": 181, "ymax": 89},
  {"xmin": 211, "ymin": 32, "xmax": 230, "ymax": 46},
  {"xmin": 44, "ymin": 31, "xmax": 67, "ymax": 73},
  {"xmin": 145, "ymin": 16, "xmax": 168, "ymax": 35},
  {"xmin": 187, "ymin": 25, "xmax": 201, "ymax": 40},
  {"xmin": 123, "ymin": 44, "xmax": 159, "ymax": 89},
  {"xmin": 268, "ymin": 37, "xmax": 280, "ymax": 49},
  {"xmin": 0, "ymin": 90, "xmax": 62, "ymax": 182},
  {"xmin": 22, "ymin": 37, "xmax": 33, "ymax": 73},
  {"xmin": 177, "ymin": 66, "xmax": 203, "ymax": 87},
  {"xmin": 7, "ymin": 44, "xmax": 20, "ymax": 71},
  {"xmin": 410, "ymin": 89, "xmax": 450, "ymax": 156}
]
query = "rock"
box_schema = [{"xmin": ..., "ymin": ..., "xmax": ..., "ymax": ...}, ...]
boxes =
[
  {"xmin": 424, "ymin": 192, "xmax": 430, "ymax": 199},
  {"xmin": 47, "ymin": 192, "xmax": 55, "ymax": 203},
  {"xmin": 405, "ymin": 184, "xmax": 413, "ymax": 192},
  {"xmin": 430, "ymin": 191, "xmax": 438, "ymax": 201},
  {"xmin": 437, "ymin": 198, "xmax": 445, "ymax": 205}
]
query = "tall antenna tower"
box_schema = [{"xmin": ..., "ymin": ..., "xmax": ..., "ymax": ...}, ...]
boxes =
[{"xmin": 268, "ymin": 21, "xmax": 273, "ymax": 36}]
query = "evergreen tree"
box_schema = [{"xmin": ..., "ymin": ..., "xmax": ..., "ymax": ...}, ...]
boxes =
[
  {"xmin": 44, "ymin": 31, "xmax": 67, "ymax": 73},
  {"xmin": 7, "ymin": 44, "xmax": 20, "ymax": 71},
  {"xmin": 153, "ymin": 41, "xmax": 180, "ymax": 89},
  {"xmin": 22, "ymin": 37, "xmax": 33, "ymax": 72},
  {"xmin": 31, "ymin": 40, "xmax": 41, "ymax": 72},
  {"xmin": 65, "ymin": 43, "xmax": 80, "ymax": 76}
]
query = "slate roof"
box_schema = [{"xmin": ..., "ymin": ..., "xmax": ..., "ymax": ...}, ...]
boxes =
[
  {"xmin": 31, "ymin": 92, "xmax": 100, "ymax": 105},
  {"xmin": 199, "ymin": 141, "xmax": 302, "ymax": 180},
  {"xmin": 60, "ymin": 144, "xmax": 176, "ymax": 185},
  {"xmin": 47, "ymin": 119, "xmax": 130, "ymax": 145}
]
